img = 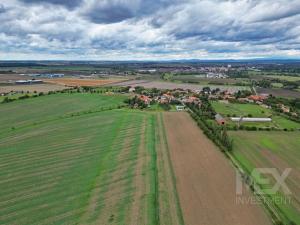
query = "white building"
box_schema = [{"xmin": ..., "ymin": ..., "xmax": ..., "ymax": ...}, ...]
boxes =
[{"xmin": 231, "ymin": 117, "xmax": 272, "ymax": 122}]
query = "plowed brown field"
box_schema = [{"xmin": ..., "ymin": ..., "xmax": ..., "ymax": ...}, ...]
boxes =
[{"xmin": 163, "ymin": 112, "xmax": 272, "ymax": 225}]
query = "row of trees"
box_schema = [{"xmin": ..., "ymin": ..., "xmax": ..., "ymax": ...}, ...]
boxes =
[
  {"xmin": 187, "ymin": 100, "xmax": 233, "ymax": 151},
  {"xmin": 1, "ymin": 92, "xmax": 45, "ymax": 104},
  {"xmin": 1, "ymin": 86, "xmax": 124, "ymax": 104}
]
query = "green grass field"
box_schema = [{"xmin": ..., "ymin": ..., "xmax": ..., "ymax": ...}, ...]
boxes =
[
  {"xmin": 266, "ymin": 75, "xmax": 300, "ymax": 82},
  {"xmin": 0, "ymin": 93, "xmax": 183, "ymax": 225},
  {"xmin": 212, "ymin": 101, "xmax": 300, "ymax": 129},
  {"xmin": 229, "ymin": 131, "xmax": 300, "ymax": 224},
  {"xmin": 0, "ymin": 93, "xmax": 127, "ymax": 133},
  {"xmin": 212, "ymin": 101, "xmax": 272, "ymax": 117}
]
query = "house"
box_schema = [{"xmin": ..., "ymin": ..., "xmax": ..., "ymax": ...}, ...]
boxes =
[
  {"xmin": 183, "ymin": 96, "xmax": 200, "ymax": 104},
  {"xmin": 159, "ymin": 93, "xmax": 174, "ymax": 104},
  {"xmin": 248, "ymin": 95, "xmax": 267, "ymax": 102},
  {"xmin": 215, "ymin": 114, "xmax": 226, "ymax": 125},
  {"xmin": 129, "ymin": 87, "xmax": 136, "ymax": 93},
  {"xmin": 139, "ymin": 95, "xmax": 151, "ymax": 105},
  {"xmin": 277, "ymin": 104, "xmax": 290, "ymax": 113}
]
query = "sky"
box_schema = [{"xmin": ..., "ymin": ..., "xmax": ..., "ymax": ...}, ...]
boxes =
[{"xmin": 0, "ymin": 0, "xmax": 300, "ymax": 60}]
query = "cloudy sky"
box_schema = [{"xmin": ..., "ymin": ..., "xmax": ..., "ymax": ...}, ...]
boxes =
[{"xmin": 0, "ymin": 0, "xmax": 300, "ymax": 60}]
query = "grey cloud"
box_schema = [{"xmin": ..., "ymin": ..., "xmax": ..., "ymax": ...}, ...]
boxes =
[
  {"xmin": 1, "ymin": 0, "xmax": 300, "ymax": 59},
  {"xmin": 250, "ymin": 1, "xmax": 300, "ymax": 22},
  {"xmin": 0, "ymin": 4, "xmax": 6, "ymax": 13},
  {"xmin": 18, "ymin": 0, "xmax": 82, "ymax": 9},
  {"xmin": 83, "ymin": 0, "xmax": 180, "ymax": 24}
]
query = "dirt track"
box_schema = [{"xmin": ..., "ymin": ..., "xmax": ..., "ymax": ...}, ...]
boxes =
[{"xmin": 163, "ymin": 112, "xmax": 272, "ymax": 225}]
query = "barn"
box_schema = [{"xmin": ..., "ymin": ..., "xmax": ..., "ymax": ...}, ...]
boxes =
[{"xmin": 215, "ymin": 114, "xmax": 226, "ymax": 125}]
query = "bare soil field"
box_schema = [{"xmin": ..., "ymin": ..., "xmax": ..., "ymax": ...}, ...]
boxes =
[
  {"xmin": 163, "ymin": 112, "xmax": 272, "ymax": 225},
  {"xmin": 44, "ymin": 78, "xmax": 125, "ymax": 87},
  {"xmin": 257, "ymin": 87, "xmax": 300, "ymax": 98},
  {"xmin": 0, "ymin": 74, "xmax": 31, "ymax": 83},
  {"xmin": 0, "ymin": 84, "xmax": 67, "ymax": 94},
  {"xmin": 114, "ymin": 80, "xmax": 249, "ymax": 92}
]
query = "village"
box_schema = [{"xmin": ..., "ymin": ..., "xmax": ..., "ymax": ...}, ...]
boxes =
[{"xmin": 127, "ymin": 85, "xmax": 299, "ymax": 128}]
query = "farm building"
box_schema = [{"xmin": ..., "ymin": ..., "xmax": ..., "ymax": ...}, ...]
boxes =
[
  {"xmin": 176, "ymin": 105, "xmax": 185, "ymax": 111},
  {"xmin": 231, "ymin": 117, "xmax": 272, "ymax": 122},
  {"xmin": 46, "ymin": 74, "xmax": 64, "ymax": 78},
  {"xmin": 15, "ymin": 79, "xmax": 43, "ymax": 85},
  {"xmin": 215, "ymin": 113, "xmax": 226, "ymax": 125}
]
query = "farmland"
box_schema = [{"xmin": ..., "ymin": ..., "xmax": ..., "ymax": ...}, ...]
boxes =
[
  {"xmin": 0, "ymin": 84, "xmax": 67, "ymax": 94},
  {"xmin": 0, "ymin": 93, "xmax": 183, "ymax": 225},
  {"xmin": 257, "ymin": 87, "xmax": 300, "ymax": 98},
  {"xmin": 170, "ymin": 74, "xmax": 250, "ymax": 86},
  {"xmin": 265, "ymin": 75, "xmax": 300, "ymax": 82},
  {"xmin": 163, "ymin": 112, "xmax": 272, "ymax": 225},
  {"xmin": 114, "ymin": 80, "xmax": 250, "ymax": 92},
  {"xmin": 43, "ymin": 78, "xmax": 125, "ymax": 87},
  {"xmin": 229, "ymin": 131, "xmax": 300, "ymax": 224},
  {"xmin": 212, "ymin": 101, "xmax": 273, "ymax": 117}
]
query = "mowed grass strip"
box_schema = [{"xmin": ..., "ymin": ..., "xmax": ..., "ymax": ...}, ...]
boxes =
[
  {"xmin": 156, "ymin": 113, "xmax": 184, "ymax": 225},
  {"xmin": 229, "ymin": 131, "xmax": 300, "ymax": 224}
]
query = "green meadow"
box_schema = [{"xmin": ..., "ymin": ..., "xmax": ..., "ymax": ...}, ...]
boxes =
[
  {"xmin": 0, "ymin": 93, "xmax": 182, "ymax": 225},
  {"xmin": 229, "ymin": 131, "xmax": 300, "ymax": 224}
]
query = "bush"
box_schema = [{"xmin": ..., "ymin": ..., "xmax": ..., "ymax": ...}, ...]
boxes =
[
  {"xmin": 2, "ymin": 97, "xmax": 13, "ymax": 103},
  {"xmin": 18, "ymin": 94, "xmax": 30, "ymax": 100}
]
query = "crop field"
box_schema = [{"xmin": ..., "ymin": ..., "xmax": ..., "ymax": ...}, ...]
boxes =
[
  {"xmin": 170, "ymin": 75, "xmax": 250, "ymax": 86},
  {"xmin": 265, "ymin": 75, "xmax": 300, "ymax": 82},
  {"xmin": 114, "ymin": 80, "xmax": 250, "ymax": 92},
  {"xmin": 0, "ymin": 94, "xmax": 183, "ymax": 225},
  {"xmin": 229, "ymin": 131, "xmax": 300, "ymax": 224},
  {"xmin": 0, "ymin": 84, "xmax": 67, "ymax": 94},
  {"xmin": 257, "ymin": 87, "xmax": 300, "ymax": 98},
  {"xmin": 44, "ymin": 78, "xmax": 125, "ymax": 87},
  {"xmin": 0, "ymin": 74, "xmax": 31, "ymax": 83},
  {"xmin": 163, "ymin": 112, "xmax": 272, "ymax": 225},
  {"xmin": 212, "ymin": 101, "xmax": 300, "ymax": 129}
]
